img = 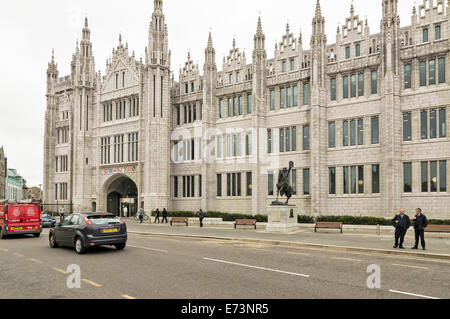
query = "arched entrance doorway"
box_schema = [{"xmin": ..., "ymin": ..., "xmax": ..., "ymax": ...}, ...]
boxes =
[{"xmin": 104, "ymin": 175, "xmax": 138, "ymax": 217}]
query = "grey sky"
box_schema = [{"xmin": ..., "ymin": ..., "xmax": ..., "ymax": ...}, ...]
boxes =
[{"xmin": 0, "ymin": 0, "xmax": 414, "ymax": 187}]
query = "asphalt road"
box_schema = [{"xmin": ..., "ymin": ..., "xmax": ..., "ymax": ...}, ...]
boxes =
[{"xmin": 0, "ymin": 229, "xmax": 448, "ymax": 299}]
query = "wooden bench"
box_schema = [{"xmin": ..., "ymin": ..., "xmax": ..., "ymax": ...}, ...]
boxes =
[
  {"xmin": 170, "ymin": 217, "xmax": 189, "ymax": 227},
  {"xmin": 314, "ymin": 222, "xmax": 343, "ymax": 234},
  {"xmin": 425, "ymin": 225, "xmax": 450, "ymax": 233},
  {"xmin": 234, "ymin": 219, "xmax": 257, "ymax": 230}
]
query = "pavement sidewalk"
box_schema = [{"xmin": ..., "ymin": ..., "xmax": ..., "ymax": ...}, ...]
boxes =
[{"xmin": 125, "ymin": 219, "xmax": 450, "ymax": 260}]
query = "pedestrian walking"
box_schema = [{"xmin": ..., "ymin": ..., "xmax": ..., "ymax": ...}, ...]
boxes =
[
  {"xmin": 138, "ymin": 207, "xmax": 144, "ymax": 224},
  {"xmin": 392, "ymin": 209, "xmax": 410, "ymax": 249},
  {"xmin": 412, "ymin": 208, "xmax": 428, "ymax": 251},
  {"xmin": 154, "ymin": 208, "xmax": 161, "ymax": 223},
  {"xmin": 196, "ymin": 209, "xmax": 205, "ymax": 228},
  {"xmin": 58, "ymin": 207, "xmax": 65, "ymax": 222},
  {"xmin": 123, "ymin": 205, "xmax": 128, "ymax": 218},
  {"xmin": 162, "ymin": 208, "xmax": 168, "ymax": 224}
]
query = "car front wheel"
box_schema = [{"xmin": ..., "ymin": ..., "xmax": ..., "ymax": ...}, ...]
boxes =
[
  {"xmin": 49, "ymin": 233, "xmax": 59, "ymax": 248},
  {"xmin": 75, "ymin": 237, "xmax": 87, "ymax": 254}
]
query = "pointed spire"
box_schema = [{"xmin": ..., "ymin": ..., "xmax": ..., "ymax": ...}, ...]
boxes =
[
  {"xmin": 187, "ymin": 50, "xmax": 191, "ymax": 61},
  {"xmin": 315, "ymin": 0, "xmax": 322, "ymax": 17},
  {"xmin": 350, "ymin": 0, "xmax": 355, "ymax": 16},
  {"xmin": 119, "ymin": 34, "xmax": 122, "ymax": 45},
  {"xmin": 207, "ymin": 31, "xmax": 213, "ymax": 49},
  {"xmin": 232, "ymin": 37, "xmax": 236, "ymax": 49},
  {"xmin": 84, "ymin": 16, "xmax": 89, "ymax": 28},
  {"xmin": 51, "ymin": 49, "xmax": 55, "ymax": 64},
  {"xmin": 286, "ymin": 21, "xmax": 290, "ymax": 34},
  {"xmin": 256, "ymin": 16, "xmax": 263, "ymax": 35}
]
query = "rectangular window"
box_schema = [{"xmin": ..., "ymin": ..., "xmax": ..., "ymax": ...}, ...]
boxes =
[
  {"xmin": 420, "ymin": 61, "xmax": 427, "ymax": 86},
  {"xmin": 270, "ymin": 90, "xmax": 275, "ymax": 110},
  {"xmin": 351, "ymin": 74, "xmax": 356, "ymax": 98},
  {"xmin": 438, "ymin": 57, "xmax": 446, "ymax": 84},
  {"xmin": 292, "ymin": 126, "xmax": 297, "ymax": 151},
  {"xmin": 199, "ymin": 175, "xmax": 202, "ymax": 197},
  {"xmin": 351, "ymin": 166, "xmax": 357, "ymax": 194},
  {"xmin": 293, "ymin": 85, "xmax": 298, "ymax": 106},
  {"xmin": 421, "ymin": 110, "xmax": 428, "ymax": 139},
  {"xmin": 403, "ymin": 113, "xmax": 412, "ymax": 141},
  {"xmin": 345, "ymin": 46, "xmax": 350, "ymax": 59},
  {"xmin": 236, "ymin": 72, "xmax": 240, "ymax": 83},
  {"xmin": 329, "ymin": 122, "xmax": 335, "ymax": 148},
  {"xmin": 217, "ymin": 174, "xmax": 222, "ymax": 197},
  {"xmin": 435, "ymin": 25, "xmax": 441, "ymax": 40},
  {"xmin": 423, "ymin": 28, "xmax": 428, "ymax": 42},
  {"xmin": 355, "ymin": 44, "xmax": 360, "ymax": 57},
  {"xmin": 279, "ymin": 128, "xmax": 285, "ymax": 153},
  {"xmin": 358, "ymin": 73, "xmax": 364, "ymax": 96},
  {"xmin": 268, "ymin": 171, "xmax": 274, "ymax": 196},
  {"xmin": 219, "ymin": 100, "xmax": 223, "ymax": 119},
  {"xmin": 343, "ymin": 76, "xmax": 349, "ymax": 99},
  {"xmin": 343, "ymin": 166, "xmax": 349, "ymax": 194},
  {"xmin": 227, "ymin": 173, "xmax": 231, "ymax": 197},
  {"xmin": 430, "ymin": 109, "xmax": 437, "ymax": 139},
  {"xmin": 191, "ymin": 82, "xmax": 195, "ymax": 93},
  {"xmin": 237, "ymin": 173, "xmax": 242, "ymax": 197},
  {"xmin": 229, "ymin": 74, "xmax": 233, "ymax": 85},
  {"xmin": 247, "ymin": 94, "xmax": 252, "ymax": 114},
  {"xmin": 303, "ymin": 169, "xmax": 310, "ymax": 195},
  {"xmin": 350, "ymin": 119, "xmax": 356, "ymax": 146},
  {"xmin": 247, "ymin": 172, "xmax": 252, "ymax": 196},
  {"xmin": 358, "ymin": 119, "xmax": 364, "ymax": 145},
  {"xmin": 291, "ymin": 169, "xmax": 297, "ymax": 195},
  {"xmin": 439, "ymin": 108, "xmax": 446, "ymax": 138},
  {"xmin": 290, "ymin": 59, "xmax": 295, "ymax": 71},
  {"xmin": 233, "ymin": 97, "xmax": 237, "ymax": 116},
  {"xmin": 246, "ymin": 132, "xmax": 252, "ymax": 156},
  {"xmin": 440, "ymin": 161, "xmax": 447, "ymax": 192},
  {"xmin": 267, "ymin": 129, "xmax": 273, "ymax": 154},
  {"xmin": 216, "ymin": 135, "xmax": 223, "ymax": 158},
  {"xmin": 371, "ymin": 71, "xmax": 378, "ymax": 94},
  {"xmin": 430, "ymin": 161, "xmax": 438, "ymax": 192},
  {"xmin": 285, "ymin": 127, "xmax": 291, "ymax": 152},
  {"xmin": 358, "ymin": 165, "xmax": 364, "ymax": 194},
  {"xmin": 372, "ymin": 165, "xmax": 380, "ymax": 194},
  {"xmin": 404, "ymin": 163, "xmax": 412, "ymax": 193},
  {"xmin": 331, "ymin": 78, "xmax": 336, "ymax": 101},
  {"xmin": 303, "ymin": 125, "xmax": 310, "ymax": 151},
  {"xmin": 238, "ymin": 96, "xmax": 243, "ymax": 115},
  {"xmin": 282, "ymin": 61, "xmax": 286, "ymax": 72},
  {"xmin": 280, "ymin": 88, "xmax": 285, "ymax": 109},
  {"xmin": 405, "ymin": 64, "xmax": 412, "ymax": 89},
  {"xmin": 174, "ymin": 176, "xmax": 178, "ymax": 198},
  {"xmin": 371, "ymin": 117, "xmax": 379, "ymax": 144},
  {"xmin": 228, "ymin": 99, "xmax": 232, "ymax": 117},
  {"xmin": 303, "ymin": 83, "xmax": 309, "ymax": 105},
  {"xmin": 287, "ymin": 87, "xmax": 292, "ymax": 108},
  {"xmin": 429, "ymin": 59, "xmax": 436, "ymax": 85},
  {"xmin": 343, "ymin": 120, "xmax": 349, "ymax": 147},
  {"xmin": 329, "ymin": 167, "xmax": 336, "ymax": 195},
  {"xmin": 421, "ymin": 162, "xmax": 428, "ymax": 192}
]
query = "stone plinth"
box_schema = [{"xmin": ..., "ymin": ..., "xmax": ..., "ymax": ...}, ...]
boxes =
[{"xmin": 266, "ymin": 205, "xmax": 299, "ymax": 233}]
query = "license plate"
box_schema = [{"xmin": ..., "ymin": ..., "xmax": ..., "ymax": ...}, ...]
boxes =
[
  {"xmin": 102, "ymin": 228, "xmax": 119, "ymax": 234},
  {"xmin": 11, "ymin": 227, "xmax": 23, "ymax": 231}
]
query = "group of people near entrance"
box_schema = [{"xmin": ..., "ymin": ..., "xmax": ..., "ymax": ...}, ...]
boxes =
[
  {"xmin": 392, "ymin": 208, "xmax": 428, "ymax": 250},
  {"xmin": 137, "ymin": 207, "xmax": 206, "ymax": 227}
]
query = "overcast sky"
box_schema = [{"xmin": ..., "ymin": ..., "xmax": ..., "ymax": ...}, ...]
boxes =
[{"xmin": 0, "ymin": 0, "xmax": 415, "ymax": 187}]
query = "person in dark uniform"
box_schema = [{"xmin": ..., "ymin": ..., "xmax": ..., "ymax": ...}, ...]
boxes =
[
  {"xmin": 412, "ymin": 208, "xmax": 428, "ymax": 251},
  {"xmin": 162, "ymin": 208, "xmax": 168, "ymax": 224},
  {"xmin": 392, "ymin": 209, "xmax": 410, "ymax": 249},
  {"xmin": 154, "ymin": 208, "xmax": 160, "ymax": 223},
  {"xmin": 197, "ymin": 209, "xmax": 205, "ymax": 228}
]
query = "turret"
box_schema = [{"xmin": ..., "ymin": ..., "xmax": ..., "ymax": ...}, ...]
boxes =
[
  {"xmin": 381, "ymin": 0, "xmax": 400, "ymax": 76},
  {"xmin": 147, "ymin": 0, "xmax": 169, "ymax": 67},
  {"xmin": 310, "ymin": 0, "xmax": 327, "ymax": 88}
]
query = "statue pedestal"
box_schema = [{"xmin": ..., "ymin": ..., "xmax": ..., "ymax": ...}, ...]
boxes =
[{"xmin": 266, "ymin": 205, "xmax": 299, "ymax": 233}]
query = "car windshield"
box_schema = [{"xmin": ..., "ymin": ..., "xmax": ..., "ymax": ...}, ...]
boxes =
[{"xmin": 87, "ymin": 215, "xmax": 121, "ymax": 225}]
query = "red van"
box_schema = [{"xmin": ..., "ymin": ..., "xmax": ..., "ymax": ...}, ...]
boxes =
[{"xmin": 0, "ymin": 201, "xmax": 42, "ymax": 239}]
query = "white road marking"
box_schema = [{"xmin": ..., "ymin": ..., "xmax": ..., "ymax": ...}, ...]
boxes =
[
  {"xmin": 128, "ymin": 245, "xmax": 169, "ymax": 253},
  {"xmin": 389, "ymin": 289, "xmax": 440, "ymax": 300},
  {"xmin": 203, "ymin": 257, "xmax": 310, "ymax": 278},
  {"xmin": 392, "ymin": 263, "xmax": 429, "ymax": 270}
]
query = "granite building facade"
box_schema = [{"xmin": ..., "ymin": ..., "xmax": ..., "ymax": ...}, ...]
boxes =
[{"xmin": 44, "ymin": 0, "xmax": 450, "ymax": 219}]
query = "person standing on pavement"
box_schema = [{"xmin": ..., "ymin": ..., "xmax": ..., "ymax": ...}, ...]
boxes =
[
  {"xmin": 138, "ymin": 207, "xmax": 144, "ymax": 224},
  {"xmin": 59, "ymin": 207, "xmax": 65, "ymax": 221},
  {"xmin": 154, "ymin": 208, "xmax": 161, "ymax": 223},
  {"xmin": 196, "ymin": 209, "xmax": 205, "ymax": 228},
  {"xmin": 123, "ymin": 205, "xmax": 128, "ymax": 218},
  {"xmin": 162, "ymin": 208, "xmax": 168, "ymax": 224},
  {"xmin": 412, "ymin": 208, "xmax": 428, "ymax": 251},
  {"xmin": 392, "ymin": 209, "xmax": 410, "ymax": 249}
]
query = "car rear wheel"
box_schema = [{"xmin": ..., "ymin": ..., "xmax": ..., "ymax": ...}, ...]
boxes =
[
  {"xmin": 49, "ymin": 234, "xmax": 59, "ymax": 248},
  {"xmin": 115, "ymin": 243, "xmax": 126, "ymax": 250},
  {"xmin": 0, "ymin": 228, "xmax": 7, "ymax": 240},
  {"xmin": 33, "ymin": 233, "xmax": 41, "ymax": 238},
  {"xmin": 75, "ymin": 237, "xmax": 87, "ymax": 254}
]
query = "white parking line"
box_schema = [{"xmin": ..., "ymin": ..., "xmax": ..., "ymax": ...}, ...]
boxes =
[
  {"xmin": 203, "ymin": 257, "xmax": 310, "ymax": 278},
  {"xmin": 128, "ymin": 245, "xmax": 169, "ymax": 253},
  {"xmin": 389, "ymin": 289, "xmax": 440, "ymax": 300}
]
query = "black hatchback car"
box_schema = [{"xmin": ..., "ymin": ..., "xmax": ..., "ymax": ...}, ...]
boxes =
[{"xmin": 49, "ymin": 213, "xmax": 127, "ymax": 254}]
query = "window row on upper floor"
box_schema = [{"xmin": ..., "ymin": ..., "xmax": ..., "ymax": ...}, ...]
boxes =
[
  {"xmin": 103, "ymin": 96, "xmax": 139, "ymax": 123},
  {"xmin": 403, "ymin": 108, "xmax": 447, "ymax": 141},
  {"xmin": 219, "ymin": 94, "xmax": 252, "ymax": 119}
]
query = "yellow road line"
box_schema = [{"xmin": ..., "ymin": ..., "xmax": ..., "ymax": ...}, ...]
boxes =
[
  {"xmin": 121, "ymin": 295, "xmax": 137, "ymax": 299},
  {"xmin": 332, "ymin": 257, "xmax": 362, "ymax": 262},
  {"xmin": 392, "ymin": 263, "xmax": 429, "ymax": 270},
  {"xmin": 0, "ymin": 248, "xmax": 8, "ymax": 252},
  {"xmin": 286, "ymin": 252, "xmax": 311, "ymax": 256},
  {"xmin": 31, "ymin": 258, "xmax": 43, "ymax": 264},
  {"xmin": 82, "ymin": 279, "xmax": 103, "ymax": 288},
  {"xmin": 53, "ymin": 267, "xmax": 69, "ymax": 275},
  {"xmin": 13, "ymin": 253, "xmax": 24, "ymax": 257}
]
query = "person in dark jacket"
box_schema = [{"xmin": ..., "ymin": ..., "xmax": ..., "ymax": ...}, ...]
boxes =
[
  {"xmin": 138, "ymin": 207, "xmax": 144, "ymax": 224},
  {"xmin": 162, "ymin": 208, "xmax": 168, "ymax": 224},
  {"xmin": 412, "ymin": 208, "xmax": 428, "ymax": 250},
  {"xmin": 392, "ymin": 209, "xmax": 410, "ymax": 249},
  {"xmin": 197, "ymin": 209, "xmax": 205, "ymax": 228},
  {"xmin": 154, "ymin": 209, "xmax": 160, "ymax": 223}
]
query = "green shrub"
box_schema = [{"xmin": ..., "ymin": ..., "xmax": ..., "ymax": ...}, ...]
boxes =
[{"xmin": 298, "ymin": 215, "xmax": 315, "ymax": 224}]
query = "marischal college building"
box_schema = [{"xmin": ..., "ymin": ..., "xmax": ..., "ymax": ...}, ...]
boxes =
[{"xmin": 44, "ymin": 0, "xmax": 449, "ymax": 219}]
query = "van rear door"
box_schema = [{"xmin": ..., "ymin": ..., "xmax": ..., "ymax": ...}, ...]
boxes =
[{"xmin": 7, "ymin": 205, "xmax": 41, "ymax": 233}]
